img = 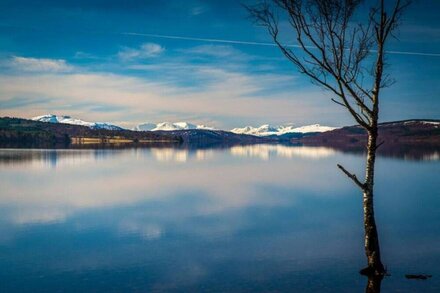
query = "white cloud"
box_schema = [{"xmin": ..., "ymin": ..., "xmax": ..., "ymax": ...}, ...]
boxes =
[
  {"xmin": 0, "ymin": 68, "xmax": 343, "ymax": 128},
  {"xmin": 9, "ymin": 56, "xmax": 73, "ymax": 72},
  {"xmin": 118, "ymin": 43, "xmax": 164, "ymax": 61},
  {"xmin": 0, "ymin": 47, "xmax": 348, "ymax": 128}
]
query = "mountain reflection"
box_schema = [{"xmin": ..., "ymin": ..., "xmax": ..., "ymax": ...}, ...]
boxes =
[
  {"xmin": 0, "ymin": 144, "xmax": 438, "ymax": 168},
  {"xmin": 0, "ymin": 149, "xmax": 112, "ymax": 167},
  {"xmin": 2, "ymin": 144, "xmax": 438, "ymax": 228},
  {"xmin": 230, "ymin": 144, "xmax": 336, "ymax": 160},
  {"xmin": 150, "ymin": 148, "xmax": 215, "ymax": 163},
  {"xmin": 0, "ymin": 145, "xmax": 338, "ymax": 166},
  {"xmin": 150, "ymin": 145, "xmax": 337, "ymax": 162},
  {"xmin": 0, "ymin": 146, "xmax": 351, "ymax": 226}
]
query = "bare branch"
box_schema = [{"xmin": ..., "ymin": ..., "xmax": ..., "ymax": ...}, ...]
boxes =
[
  {"xmin": 331, "ymin": 98, "xmax": 346, "ymax": 108},
  {"xmin": 376, "ymin": 140, "xmax": 385, "ymax": 150},
  {"xmin": 337, "ymin": 164, "xmax": 365, "ymax": 189},
  {"xmin": 246, "ymin": 0, "xmax": 410, "ymax": 132}
]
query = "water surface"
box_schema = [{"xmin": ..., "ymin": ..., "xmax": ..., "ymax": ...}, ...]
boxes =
[{"xmin": 0, "ymin": 145, "xmax": 439, "ymax": 292}]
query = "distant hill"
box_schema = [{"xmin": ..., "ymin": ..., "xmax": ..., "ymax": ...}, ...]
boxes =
[
  {"xmin": 0, "ymin": 117, "xmax": 180, "ymax": 148},
  {"xmin": 294, "ymin": 120, "xmax": 440, "ymax": 158},
  {"xmin": 1, "ymin": 117, "xmax": 439, "ymax": 151},
  {"xmin": 153, "ymin": 129, "xmax": 272, "ymax": 145},
  {"xmin": 0, "ymin": 117, "xmax": 270, "ymax": 148}
]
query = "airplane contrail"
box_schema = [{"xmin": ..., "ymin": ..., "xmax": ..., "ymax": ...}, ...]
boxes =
[{"xmin": 122, "ymin": 32, "xmax": 440, "ymax": 57}]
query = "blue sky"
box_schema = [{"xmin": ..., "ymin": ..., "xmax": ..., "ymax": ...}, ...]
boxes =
[{"xmin": 0, "ymin": 0, "xmax": 439, "ymax": 128}]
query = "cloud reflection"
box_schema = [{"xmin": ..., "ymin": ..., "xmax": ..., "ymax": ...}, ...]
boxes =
[
  {"xmin": 1, "ymin": 144, "xmax": 436, "ymax": 228},
  {"xmin": 0, "ymin": 146, "xmax": 350, "ymax": 226},
  {"xmin": 230, "ymin": 144, "xmax": 337, "ymax": 160},
  {"xmin": 0, "ymin": 146, "xmax": 438, "ymax": 292}
]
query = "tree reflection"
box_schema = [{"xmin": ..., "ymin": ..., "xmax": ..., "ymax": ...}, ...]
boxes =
[{"xmin": 365, "ymin": 275, "xmax": 383, "ymax": 293}]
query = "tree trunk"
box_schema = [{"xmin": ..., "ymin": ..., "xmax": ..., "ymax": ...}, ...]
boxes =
[{"xmin": 361, "ymin": 128, "xmax": 385, "ymax": 276}]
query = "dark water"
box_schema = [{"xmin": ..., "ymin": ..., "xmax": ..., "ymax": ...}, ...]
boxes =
[{"xmin": 0, "ymin": 145, "xmax": 439, "ymax": 292}]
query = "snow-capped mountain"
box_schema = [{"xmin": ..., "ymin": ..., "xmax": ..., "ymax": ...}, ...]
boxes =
[
  {"xmin": 134, "ymin": 122, "xmax": 214, "ymax": 131},
  {"xmin": 31, "ymin": 114, "xmax": 335, "ymax": 136},
  {"xmin": 231, "ymin": 124, "xmax": 336, "ymax": 136},
  {"xmin": 32, "ymin": 114, "xmax": 123, "ymax": 130},
  {"xmin": 231, "ymin": 124, "xmax": 279, "ymax": 136},
  {"xmin": 278, "ymin": 124, "xmax": 337, "ymax": 134}
]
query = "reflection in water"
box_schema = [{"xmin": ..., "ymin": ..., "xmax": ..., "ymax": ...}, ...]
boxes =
[
  {"xmin": 151, "ymin": 148, "xmax": 189, "ymax": 162},
  {"xmin": 1, "ymin": 145, "xmax": 439, "ymax": 168},
  {"xmin": 366, "ymin": 275, "xmax": 383, "ymax": 293},
  {"xmin": 230, "ymin": 144, "xmax": 337, "ymax": 160},
  {"xmin": 1, "ymin": 144, "xmax": 438, "ymax": 168},
  {"xmin": 149, "ymin": 148, "xmax": 215, "ymax": 163},
  {"xmin": 417, "ymin": 151, "xmax": 439, "ymax": 161},
  {"xmin": 0, "ymin": 149, "xmax": 111, "ymax": 168},
  {"xmin": 0, "ymin": 146, "xmax": 439, "ymax": 292},
  {"xmin": 321, "ymin": 143, "xmax": 440, "ymax": 162},
  {"xmin": 0, "ymin": 145, "xmax": 337, "ymax": 166},
  {"xmin": 1, "ymin": 147, "xmax": 347, "ymax": 225}
]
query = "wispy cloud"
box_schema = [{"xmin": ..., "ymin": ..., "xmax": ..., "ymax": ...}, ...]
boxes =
[
  {"xmin": 180, "ymin": 44, "xmax": 252, "ymax": 60},
  {"xmin": 0, "ymin": 96, "xmax": 52, "ymax": 109},
  {"xmin": 118, "ymin": 43, "xmax": 164, "ymax": 61},
  {"xmin": 8, "ymin": 56, "xmax": 73, "ymax": 72},
  {"xmin": 0, "ymin": 70, "xmax": 339, "ymax": 128},
  {"xmin": 191, "ymin": 6, "xmax": 207, "ymax": 16},
  {"xmin": 0, "ymin": 47, "xmax": 344, "ymax": 128}
]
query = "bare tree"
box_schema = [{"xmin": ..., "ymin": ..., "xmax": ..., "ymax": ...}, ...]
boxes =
[{"xmin": 247, "ymin": 0, "xmax": 410, "ymax": 276}]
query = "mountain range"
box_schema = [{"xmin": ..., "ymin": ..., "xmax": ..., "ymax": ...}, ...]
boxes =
[
  {"xmin": 32, "ymin": 114, "xmax": 336, "ymax": 136},
  {"xmin": 1, "ymin": 117, "xmax": 180, "ymax": 148},
  {"xmin": 2, "ymin": 116, "xmax": 439, "ymax": 155},
  {"xmin": 134, "ymin": 122, "xmax": 214, "ymax": 131},
  {"xmin": 230, "ymin": 124, "xmax": 336, "ymax": 136},
  {"xmin": 32, "ymin": 114, "xmax": 123, "ymax": 131}
]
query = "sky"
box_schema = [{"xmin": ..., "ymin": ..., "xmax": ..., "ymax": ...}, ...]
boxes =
[{"xmin": 0, "ymin": 0, "xmax": 439, "ymax": 129}]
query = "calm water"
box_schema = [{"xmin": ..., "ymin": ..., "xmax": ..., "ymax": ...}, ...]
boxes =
[{"xmin": 0, "ymin": 145, "xmax": 439, "ymax": 292}]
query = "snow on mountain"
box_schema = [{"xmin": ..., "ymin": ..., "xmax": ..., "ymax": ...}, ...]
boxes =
[
  {"xmin": 403, "ymin": 120, "xmax": 440, "ymax": 127},
  {"xmin": 231, "ymin": 124, "xmax": 337, "ymax": 136},
  {"xmin": 133, "ymin": 122, "xmax": 157, "ymax": 131},
  {"xmin": 134, "ymin": 122, "xmax": 214, "ymax": 131},
  {"xmin": 231, "ymin": 124, "xmax": 279, "ymax": 136},
  {"xmin": 32, "ymin": 114, "xmax": 123, "ymax": 130},
  {"xmin": 280, "ymin": 124, "xmax": 336, "ymax": 134},
  {"xmin": 32, "ymin": 114, "xmax": 336, "ymax": 136}
]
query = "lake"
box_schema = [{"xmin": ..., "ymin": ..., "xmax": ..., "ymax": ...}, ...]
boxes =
[{"xmin": 0, "ymin": 145, "xmax": 439, "ymax": 292}]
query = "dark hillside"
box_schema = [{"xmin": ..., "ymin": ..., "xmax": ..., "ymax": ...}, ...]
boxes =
[
  {"xmin": 294, "ymin": 120, "xmax": 440, "ymax": 159},
  {"xmin": 0, "ymin": 117, "xmax": 180, "ymax": 148}
]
